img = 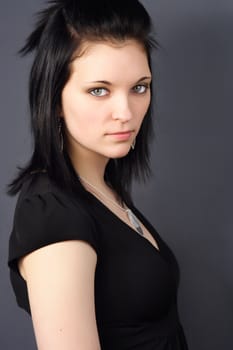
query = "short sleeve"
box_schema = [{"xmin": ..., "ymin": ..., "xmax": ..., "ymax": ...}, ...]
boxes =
[{"xmin": 8, "ymin": 191, "xmax": 99, "ymax": 274}]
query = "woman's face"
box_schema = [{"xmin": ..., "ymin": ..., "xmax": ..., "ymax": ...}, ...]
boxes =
[{"xmin": 61, "ymin": 39, "xmax": 152, "ymax": 161}]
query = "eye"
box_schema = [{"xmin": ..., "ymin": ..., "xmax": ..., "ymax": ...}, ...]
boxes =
[
  {"xmin": 89, "ymin": 88, "xmax": 109, "ymax": 97},
  {"xmin": 133, "ymin": 84, "xmax": 149, "ymax": 94}
]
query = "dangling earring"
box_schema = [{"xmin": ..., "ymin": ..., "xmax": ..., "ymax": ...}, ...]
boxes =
[
  {"xmin": 131, "ymin": 138, "xmax": 136, "ymax": 150},
  {"xmin": 58, "ymin": 117, "xmax": 64, "ymax": 152}
]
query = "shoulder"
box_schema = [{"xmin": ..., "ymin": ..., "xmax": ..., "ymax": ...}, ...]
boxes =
[{"xmin": 9, "ymin": 172, "xmax": 99, "ymax": 267}]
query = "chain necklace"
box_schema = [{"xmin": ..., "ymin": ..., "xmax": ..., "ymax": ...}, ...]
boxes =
[{"xmin": 79, "ymin": 176, "xmax": 144, "ymax": 236}]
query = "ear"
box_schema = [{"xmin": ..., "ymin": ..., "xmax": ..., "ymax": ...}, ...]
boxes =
[{"xmin": 56, "ymin": 103, "xmax": 64, "ymax": 118}]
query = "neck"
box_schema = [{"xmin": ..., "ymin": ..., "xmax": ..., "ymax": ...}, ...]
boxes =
[{"xmin": 67, "ymin": 141, "xmax": 109, "ymax": 188}]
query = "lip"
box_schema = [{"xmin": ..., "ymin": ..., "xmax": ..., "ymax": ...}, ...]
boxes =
[{"xmin": 106, "ymin": 130, "xmax": 133, "ymax": 141}]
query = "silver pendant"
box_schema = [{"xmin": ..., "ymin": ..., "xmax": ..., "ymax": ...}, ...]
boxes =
[{"xmin": 126, "ymin": 209, "xmax": 144, "ymax": 236}]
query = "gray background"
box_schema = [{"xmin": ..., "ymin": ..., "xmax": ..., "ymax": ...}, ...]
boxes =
[{"xmin": 1, "ymin": 0, "xmax": 233, "ymax": 349}]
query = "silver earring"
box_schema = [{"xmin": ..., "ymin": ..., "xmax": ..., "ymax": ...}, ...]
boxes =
[
  {"xmin": 58, "ymin": 117, "xmax": 64, "ymax": 152},
  {"xmin": 131, "ymin": 138, "xmax": 136, "ymax": 150}
]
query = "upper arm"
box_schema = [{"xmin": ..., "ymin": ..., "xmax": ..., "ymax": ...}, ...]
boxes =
[{"xmin": 20, "ymin": 240, "xmax": 101, "ymax": 350}]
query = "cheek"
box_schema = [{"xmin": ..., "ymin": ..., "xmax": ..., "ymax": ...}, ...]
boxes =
[
  {"xmin": 134, "ymin": 98, "xmax": 151, "ymax": 134},
  {"xmin": 62, "ymin": 97, "xmax": 105, "ymax": 141},
  {"xmin": 136, "ymin": 95, "xmax": 151, "ymax": 122}
]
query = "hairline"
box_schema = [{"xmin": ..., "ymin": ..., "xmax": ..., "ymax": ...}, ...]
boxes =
[{"xmin": 69, "ymin": 37, "xmax": 149, "ymax": 65}]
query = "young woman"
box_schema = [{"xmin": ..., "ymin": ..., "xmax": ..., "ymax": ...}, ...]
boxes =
[{"xmin": 8, "ymin": 1, "xmax": 188, "ymax": 349}]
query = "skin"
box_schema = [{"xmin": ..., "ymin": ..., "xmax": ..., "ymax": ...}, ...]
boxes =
[
  {"xmin": 19, "ymin": 39, "xmax": 155, "ymax": 350},
  {"xmin": 61, "ymin": 39, "xmax": 152, "ymax": 188}
]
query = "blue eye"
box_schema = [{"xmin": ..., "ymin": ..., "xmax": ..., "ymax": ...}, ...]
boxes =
[
  {"xmin": 133, "ymin": 84, "xmax": 149, "ymax": 94},
  {"xmin": 90, "ymin": 88, "xmax": 108, "ymax": 97}
]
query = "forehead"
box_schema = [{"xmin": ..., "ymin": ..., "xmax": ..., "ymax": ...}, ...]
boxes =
[{"xmin": 69, "ymin": 40, "xmax": 150, "ymax": 79}]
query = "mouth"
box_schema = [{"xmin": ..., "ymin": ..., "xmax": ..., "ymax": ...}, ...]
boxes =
[
  {"xmin": 106, "ymin": 130, "xmax": 133, "ymax": 141},
  {"xmin": 108, "ymin": 131, "xmax": 132, "ymax": 135}
]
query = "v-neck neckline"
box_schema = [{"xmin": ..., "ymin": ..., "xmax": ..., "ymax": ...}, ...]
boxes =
[{"xmin": 85, "ymin": 190, "xmax": 162, "ymax": 255}]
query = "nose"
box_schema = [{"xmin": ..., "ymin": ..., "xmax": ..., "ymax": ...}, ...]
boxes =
[{"xmin": 111, "ymin": 94, "xmax": 133, "ymax": 122}]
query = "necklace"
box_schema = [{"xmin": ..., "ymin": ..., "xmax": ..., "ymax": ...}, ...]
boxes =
[{"xmin": 79, "ymin": 176, "xmax": 144, "ymax": 236}]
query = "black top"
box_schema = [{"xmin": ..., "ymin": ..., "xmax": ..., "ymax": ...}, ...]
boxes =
[{"xmin": 8, "ymin": 173, "xmax": 188, "ymax": 349}]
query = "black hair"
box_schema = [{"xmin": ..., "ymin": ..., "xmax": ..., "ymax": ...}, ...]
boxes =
[{"xmin": 8, "ymin": 0, "xmax": 160, "ymax": 205}]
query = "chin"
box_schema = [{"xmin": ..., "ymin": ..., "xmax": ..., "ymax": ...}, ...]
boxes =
[{"xmin": 107, "ymin": 146, "xmax": 131, "ymax": 159}]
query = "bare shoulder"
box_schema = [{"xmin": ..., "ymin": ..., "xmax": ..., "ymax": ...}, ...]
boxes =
[{"xmin": 19, "ymin": 240, "xmax": 101, "ymax": 350}]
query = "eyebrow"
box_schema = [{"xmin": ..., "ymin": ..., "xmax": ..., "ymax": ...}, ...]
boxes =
[{"xmin": 85, "ymin": 76, "xmax": 152, "ymax": 85}]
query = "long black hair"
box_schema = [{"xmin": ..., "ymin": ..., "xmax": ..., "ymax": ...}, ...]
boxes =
[{"xmin": 8, "ymin": 0, "xmax": 160, "ymax": 204}]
